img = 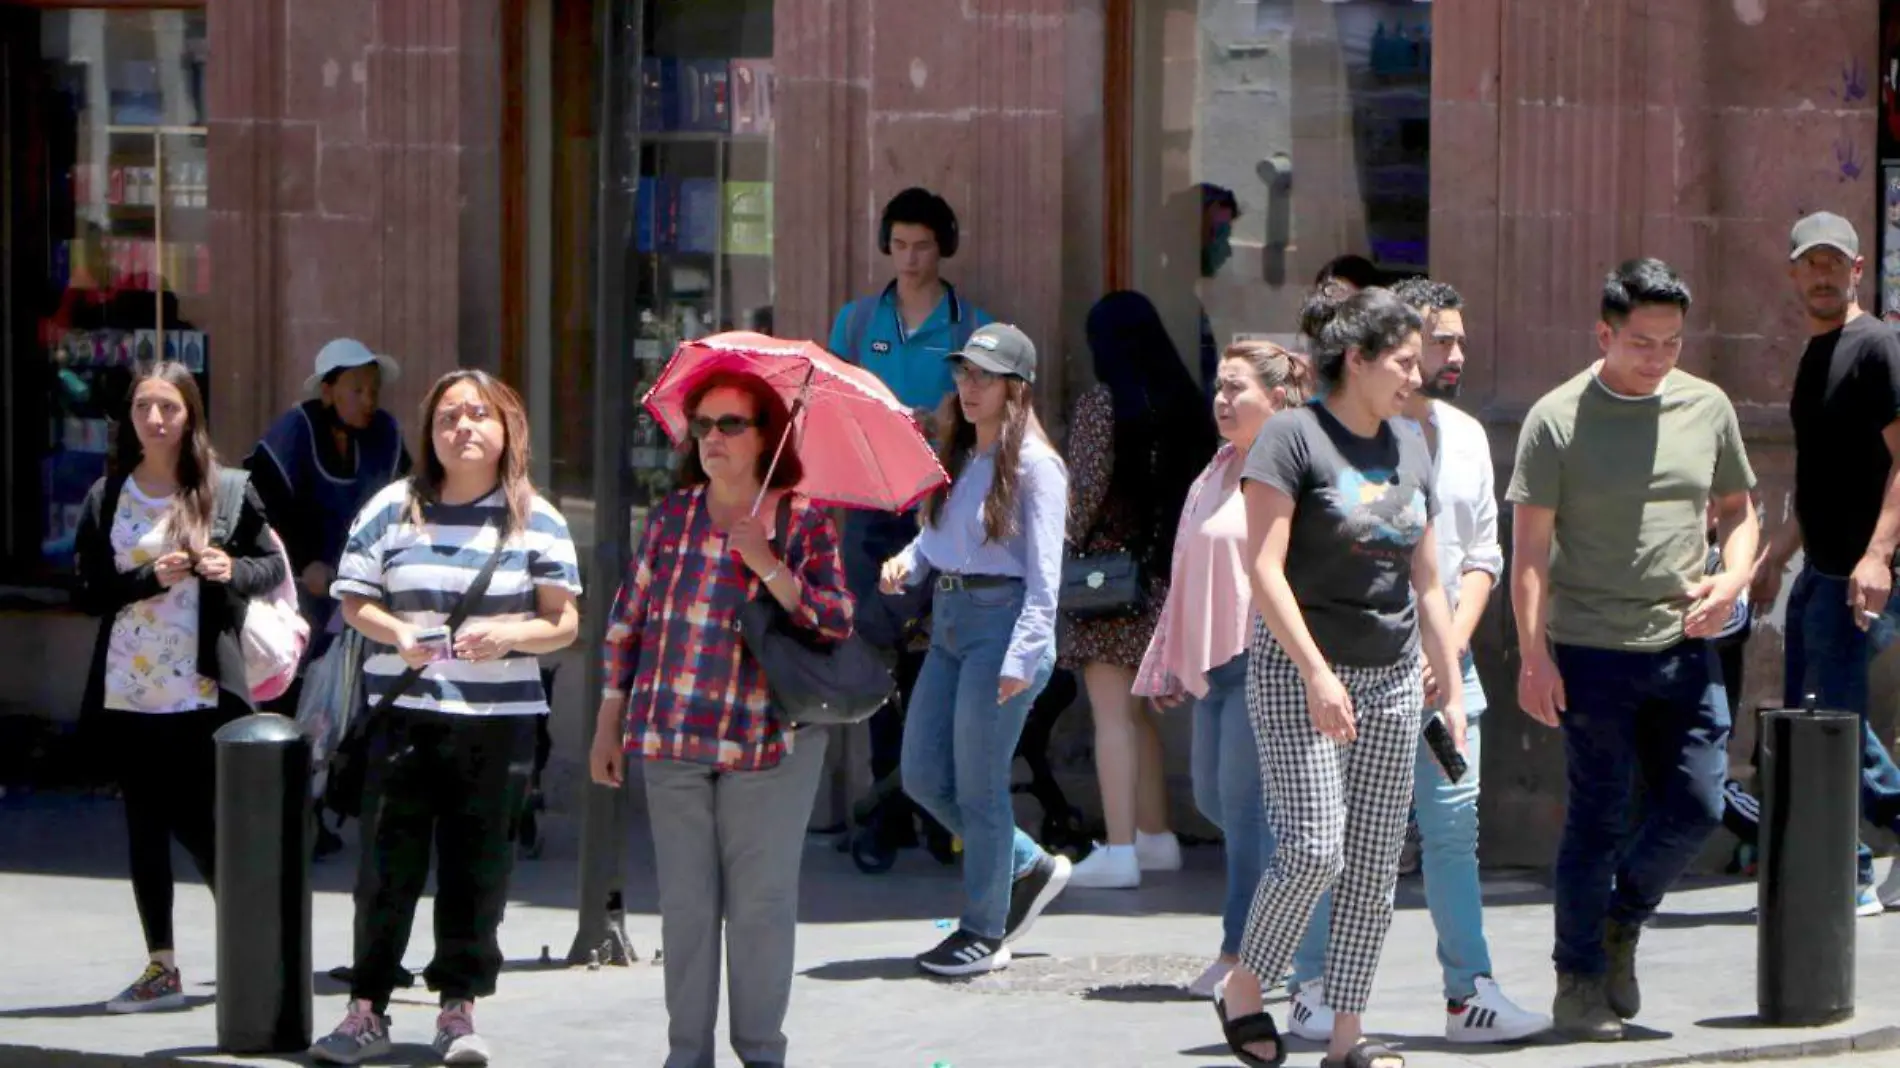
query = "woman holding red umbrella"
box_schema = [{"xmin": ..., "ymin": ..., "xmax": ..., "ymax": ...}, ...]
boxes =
[{"xmin": 590, "ymin": 368, "xmax": 853, "ymax": 1068}]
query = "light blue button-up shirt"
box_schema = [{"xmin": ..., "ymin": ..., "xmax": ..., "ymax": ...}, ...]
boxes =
[{"xmin": 895, "ymin": 435, "xmax": 1068, "ymax": 680}]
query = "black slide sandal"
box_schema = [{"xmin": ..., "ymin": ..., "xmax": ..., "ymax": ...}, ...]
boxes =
[
  {"xmin": 1211, "ymin": 990, "xmax": 1286, "ymax": 1068},
  {"xmin": 1321, "ymin": 1040, "xmax": 1404, "ymax": 1068}
]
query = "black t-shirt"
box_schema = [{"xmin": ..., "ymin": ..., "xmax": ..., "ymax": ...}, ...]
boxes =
[
  {"xmin": 1791, "ymin": 314, "xmax": 1900, "ymax": 576},
  {"xmin": 1241, "ymin": 403, "xmax": 1435, "ymax": 667}
]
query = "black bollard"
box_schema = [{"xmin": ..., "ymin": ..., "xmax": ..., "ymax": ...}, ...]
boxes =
[
  {"xmin": 214, "ymin": 713, "xmax": 314, "ymax": 1053},
  {"xmin": 1756, "ymin": 699, "xmax": 1858, "ymax": 1026}
]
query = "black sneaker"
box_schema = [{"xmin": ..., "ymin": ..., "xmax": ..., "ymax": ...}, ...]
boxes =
[
  {"xmin": 1002, "ymin": 852, "xmax": 1072, "ymax": 945},
  {"xmin": 916, "ymin": 929, "xmax": 1010, "ymax": 977}
]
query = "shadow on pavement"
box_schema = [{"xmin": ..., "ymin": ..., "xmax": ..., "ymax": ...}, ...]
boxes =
[
  {"xmin": 0, "ymin": 994, "xmax": 213, "ymax": 1020},
  {"xmin": 798, "ymin": 956, "xmax": 920, "ymax": 983}
]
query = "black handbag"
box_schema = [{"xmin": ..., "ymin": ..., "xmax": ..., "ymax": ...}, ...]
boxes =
[
  {"xmin": 1060, "ymin": 550, "xmax": 1144, "ymax": 620},
  {"xmin": 738, "ymin": 497, "xmax": 895, "ymax": 726}
]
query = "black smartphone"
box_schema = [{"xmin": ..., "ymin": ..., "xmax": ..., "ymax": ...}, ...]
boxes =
[{"xmin": 1423, "ymin": 712, "xmax": 1468, "ymax": 783}]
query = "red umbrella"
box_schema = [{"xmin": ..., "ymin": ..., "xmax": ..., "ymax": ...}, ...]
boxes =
[{"xmin": 641, "ymin": 331, "xmax": 949, "ymax": 513}]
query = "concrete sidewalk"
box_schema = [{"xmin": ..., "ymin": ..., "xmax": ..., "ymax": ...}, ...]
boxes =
[{"xmin": 2, "ymin": 793, "xmax": 1898, "ymax": 1068}]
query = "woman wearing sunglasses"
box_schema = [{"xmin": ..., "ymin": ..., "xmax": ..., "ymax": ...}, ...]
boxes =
[
  {"xmin": 591, "ymin": 370, "xmax": 852, "ymax": 1068},
  {"xmin": 881, "ymin": 323, "xmax": 1072, "ymax": 976}
]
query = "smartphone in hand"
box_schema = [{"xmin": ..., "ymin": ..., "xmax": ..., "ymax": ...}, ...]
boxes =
[
  {"xmin": 412, "ymin": 625, "xmax": 454, "ymax": 663},
  {"xmin": 1423, "ymin": 712, "xmax": 1468, "ymax": 783}
]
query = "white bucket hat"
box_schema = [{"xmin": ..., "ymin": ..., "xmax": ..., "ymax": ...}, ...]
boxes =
[{"xmin": 304, "ymin": 337, "xmax": 401, "ymax": 395}]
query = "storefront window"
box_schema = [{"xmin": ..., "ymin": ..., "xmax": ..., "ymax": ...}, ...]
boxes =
[
  {"xmin": 622, "ymin": 0, "xmax": 776, "ymax": 506},
  {"xmin": 1129, "ymin": 0, "xmax": 1430, "ymax": 378},
  {"xmin": 2, "ymin": 9, "xmax": 209, "ymax": 583}
]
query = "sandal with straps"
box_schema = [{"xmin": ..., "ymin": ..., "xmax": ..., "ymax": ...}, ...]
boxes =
[
  {"xmin": 1321, "ymin": 1039, "xmax": 1404, "ymax": 1068},
  {"xmin": 1211, "ymin": 987, "xmax": 1286, "ymax": 1068}
]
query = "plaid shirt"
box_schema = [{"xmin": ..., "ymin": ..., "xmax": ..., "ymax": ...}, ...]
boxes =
[{"xmin": 602, "ymin": 487, "xmax": 854, "ymax": 771}]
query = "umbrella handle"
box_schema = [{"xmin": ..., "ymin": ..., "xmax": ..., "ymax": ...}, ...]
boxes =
[{"xmin": 752, "ymin": 366, "xmax": 816, "ymax": 515}]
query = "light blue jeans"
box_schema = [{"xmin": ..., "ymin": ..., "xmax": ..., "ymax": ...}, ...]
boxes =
[
  {"xmin": 901, "ymin": 581, "xmax": 1056, "ymax": 940},
  {"xmin": 1289, "ymin": 657, "xmax": 1492, "ymax": 1001},
  {"xmin": 1190, "ymin": 653, "xmax": 1276, "ymax": 957}
]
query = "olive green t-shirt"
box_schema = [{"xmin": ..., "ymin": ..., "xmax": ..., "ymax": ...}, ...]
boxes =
[{"xmin": 1506, "ymin": 366, "xmax": 1755, "ymax": 651}]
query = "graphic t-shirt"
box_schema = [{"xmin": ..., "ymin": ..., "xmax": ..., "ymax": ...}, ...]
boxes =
[
  {"xmin": 1506, "ymin": 367, "xmax": 1756, "ymax": 651},
  {"xmin": 1790, "ymin": 314, "xmax": 1900, "ymax": 576},
  {"xmin": 104, "ymin": 481, "xmax": 218, "ymax": 713},
  {"xmin": 1241, "ymin": 403, "xmax": 1436, "ymax": 667}
]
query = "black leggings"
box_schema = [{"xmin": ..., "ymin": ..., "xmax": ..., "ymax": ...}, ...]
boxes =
[{"xmin": 104, "ymin": 697, "xmax": 246, "ymax": 953}]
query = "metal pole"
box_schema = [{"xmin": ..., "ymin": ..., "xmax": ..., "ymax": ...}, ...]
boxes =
[
  {"xmin": 1757, "ymin": 698, "xmax": 1858, "ymax": 1026},
  {"xmin": 569, "ymin": 0, "xmax": 642, "ymax": 967}
]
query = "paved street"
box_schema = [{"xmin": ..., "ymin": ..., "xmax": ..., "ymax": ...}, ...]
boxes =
[{"xmin": 3, "ymin": 792, "xmax": 1899, "ymax": 1068}]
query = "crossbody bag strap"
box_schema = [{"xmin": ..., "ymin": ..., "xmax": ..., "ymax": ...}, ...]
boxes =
[{"xmin": 369, "ymin": 515, "xmax": 506, "ymax": 715}]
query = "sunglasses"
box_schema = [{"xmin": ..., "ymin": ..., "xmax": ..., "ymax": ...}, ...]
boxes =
[{"xmin": 689, "ymin": 414, "xmax": 762, "ymax": 439}]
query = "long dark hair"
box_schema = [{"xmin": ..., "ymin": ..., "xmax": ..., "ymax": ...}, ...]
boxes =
[
  {"xmin": 113, "ymin": 361, "xmax": 218, "ymax": 551},
  {"xmin": 409, "ymin": 370, "xmax": 535, "ymax": 539},
  {"xmin": 1083, "ymin": 291, "xmax": 1219, "ymax": 568},
  {"xmin": 923, "ymin": 378, "xmax": 1053, "ymax": 543},
  {"xmin": 674, "ymin": 370, "xmax": 804, "ymax": 490}
]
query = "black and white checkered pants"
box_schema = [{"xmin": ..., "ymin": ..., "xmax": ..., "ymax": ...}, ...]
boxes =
[{"xmin": 1239, "ymin": 626, "xmax": 1422, "ymax": 1015}]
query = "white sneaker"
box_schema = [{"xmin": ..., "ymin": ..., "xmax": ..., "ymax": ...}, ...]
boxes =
[
  {"xmin": 1878, "ymin": 858, "xmax": 1900, "ymax": 910},
  {"xmin": 1188, "ymin": 958, "xmax": 1234, "ymax": 999},
  {"xmin": 1287, "ymin": 979, "xmax": 1335, "ymax": 1042},
  {"xmin": 1135, "ymin": 830, "xmax": 1183, "ymax": 872},
  {"xmin": 1858, "ymin": 884, "xmax": 1885, "ymax": 918},
  {"xmin": 1068, "ymin": 844, "xmax": 1141, "ymax": 889},
  {"xmin": 1446, "ymin": 976, "xmax": 1553, "ymax": 1044}
]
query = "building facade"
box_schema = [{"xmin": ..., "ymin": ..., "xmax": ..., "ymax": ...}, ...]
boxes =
[{"xmin": 1, "ymin": 0, "xmax": 1893, "ymax": 862}]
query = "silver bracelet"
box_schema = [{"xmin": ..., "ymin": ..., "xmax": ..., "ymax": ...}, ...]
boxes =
[{"xmin": 759, "ymin": 564, "xmax": 783, "ymax": 585}]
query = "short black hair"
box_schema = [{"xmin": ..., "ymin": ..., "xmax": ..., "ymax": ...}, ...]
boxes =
[
  {"xmin": 881, "ymin": 187, "xmax": 960, "ymax": 257},
  {"xmin": 1601, "ymin": 258, "xmax": 1691, "ymax": 325},
  {"xmin": 1390, "ymin": 277, "xmax": 1464, "ymax": 314},
  {"xmin": 1311, "ymin": 287, "xmax": 1424, "ymax": 387},
  {"xmin": 1314, "ymin": 253, "xmax": 1382, "ymax": 291}
]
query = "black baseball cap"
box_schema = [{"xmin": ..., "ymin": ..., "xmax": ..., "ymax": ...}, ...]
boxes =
[
  {"xmin": 949, "ymin": 323, "xmax": 1038, "ymax": 384},
  {"xmin": 1790, "ymin": 211, "xmax": 1860, "ymax": 261}
]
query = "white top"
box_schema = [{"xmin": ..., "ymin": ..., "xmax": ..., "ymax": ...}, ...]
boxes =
[
  {"xmin": 104, "ymin": 480, "xmax": 218, "ymax": 713},
  {"xmin": 1394, "ymin": 400, "xmax": 1501, "ymax": 609}
]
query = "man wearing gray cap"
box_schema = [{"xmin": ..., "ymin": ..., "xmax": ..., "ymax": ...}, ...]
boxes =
[{"xmin": 1753, "ymin": 211, "xmax": 1900, "ymax": 914}]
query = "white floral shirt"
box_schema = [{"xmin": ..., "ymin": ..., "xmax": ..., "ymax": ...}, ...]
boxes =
[{"xmin": 102, "ymin": 481, "xmax": 217, "ymax": 713}]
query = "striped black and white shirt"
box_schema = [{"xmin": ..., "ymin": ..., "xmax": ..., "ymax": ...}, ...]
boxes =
[{"xmin": 332, "ymin": 482, "xmax": 583, "ymax": 717}]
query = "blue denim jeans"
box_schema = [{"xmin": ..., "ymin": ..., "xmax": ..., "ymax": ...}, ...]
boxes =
[
  {"xmin": 1290, "ymin": 657, "xmax": 1492, "ymax": 1000},
  {"xmin": 1551, "ymin": 640, "xmax": 1730, "ymax": 976},
  {"xmin": 900, "ymin": 582, "xmax": 1055, "ymax": 940},
  {"xmin": 1189, "ymin": 653, "xmax": 1275, "ymax": 958},
  {"xmin": 1780, "ymin": 565, "xmax": 1900, "ymax": 886}
]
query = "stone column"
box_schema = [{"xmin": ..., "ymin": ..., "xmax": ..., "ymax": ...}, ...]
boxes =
[
  {"xmin": 775, "ymin": 0, "xmax": 1073, "ymax": 408},
  {"xmin": 204, "ymin": 0, "xmax": 510, "ymax": 455}
]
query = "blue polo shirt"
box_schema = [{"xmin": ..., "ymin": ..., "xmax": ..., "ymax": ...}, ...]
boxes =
[{"xmin": 826, "ymin": 281, "xmax": 992, "ymax": 411}]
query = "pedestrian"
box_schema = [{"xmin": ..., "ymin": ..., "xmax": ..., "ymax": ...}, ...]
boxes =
[
  {"xmin": 245, "ymin": 337, "xmax": 409, "ymax": 851},
  {"xmin": 589, "ymin": 369, "xmax": 852, "ymax": 1068},
  {"xmin": 882, "ymin": 322, "xmax": 1074, "ymax": 976},
  {"xmin": 78, "ymin": 361, "xmax": 288, "ymax": 1014},
  {"xmin": 1132, "ymin": 340, "xmax": 1309, "ymax": 995},
  {"xmin": 1282, "ymin": 278, "xmax": 1549, "ymax": 1045},
  {"xmin": 1750, "ymin": 212, "xmax": 1900, "ymax": 913},
  {"xmin": 1064, "ymin": 291, "xmax": 1219, "ymax": 890},
  {"xmin": 1509, "ymin": 258, "xmax": 1756, "ymax": 1041},
  {"xmin": 310, "ymin": 370, "xmax": 582, "ymax": 1065},
  {"xmin": 1214, "ymin": 287, "xmax": 1466, "ymax": 1068},
  {"xmin": 828, "ymin": 187, "xmax": 992, "ymax": 868}
]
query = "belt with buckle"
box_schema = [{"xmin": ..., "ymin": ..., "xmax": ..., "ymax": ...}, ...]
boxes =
[{"xmin": 935, "ymin": 573, "xmax": 1018, "ymax": 593}]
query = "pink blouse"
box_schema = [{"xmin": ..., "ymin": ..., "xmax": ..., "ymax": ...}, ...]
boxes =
[{"xmin": 1134, "ymin": 444, "xmax": 1253, "ymax": 700}]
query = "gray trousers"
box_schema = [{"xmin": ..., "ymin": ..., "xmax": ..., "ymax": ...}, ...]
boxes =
[{"xmin": 644, "ymin": 729, "xmax": 828, "ymax": 1068}]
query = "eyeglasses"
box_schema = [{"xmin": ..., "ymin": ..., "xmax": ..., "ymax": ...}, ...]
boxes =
[
  {"xmin": 688, "ymin": 414, "xmax": 762, "ymax": 439},
  {"xmin": 949, "ymin": 361, "xmax": 1002, "ymax": 385},
  {"xmin": 433, "ymin": 402, "xmax": 493, "ymax": 431}
]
